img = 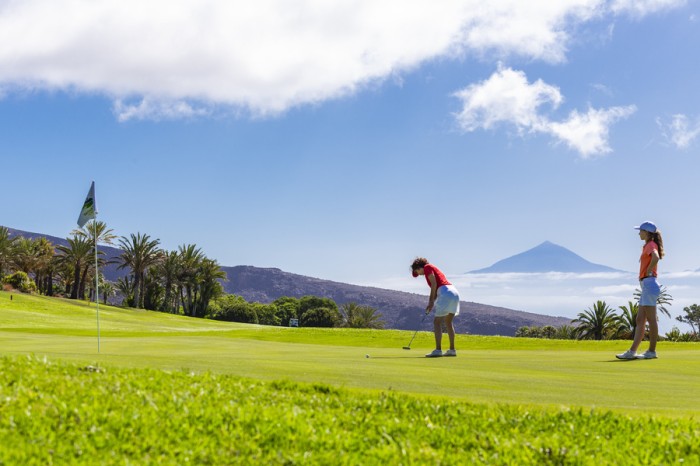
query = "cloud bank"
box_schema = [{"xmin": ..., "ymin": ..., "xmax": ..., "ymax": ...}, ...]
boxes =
[
  {"xmin": 453, "ymin": 66, "xmax": 637, "ymax": 157},
  {"xmin": 0, "ymin": 0, "xmax": 684, "ymax": 121}
]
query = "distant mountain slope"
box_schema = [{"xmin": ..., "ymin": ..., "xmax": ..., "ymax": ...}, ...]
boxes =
[
  {"xmin": 4, "ymin": 227, "xmax": 571, "ymax": 336},
  {"xmin": 222, "ymin": 265, "xmax": 572, "ymax": 335},
  {"xmin": 470, "ymin": 241, "xmax": 623, "ymax": 274}
]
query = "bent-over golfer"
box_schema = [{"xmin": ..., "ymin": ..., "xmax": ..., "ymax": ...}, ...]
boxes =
[{"xmin": 411, "ymin": 257, "xmax": 460, "ymax": 358}]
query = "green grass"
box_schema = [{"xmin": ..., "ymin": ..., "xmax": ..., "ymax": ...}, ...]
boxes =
[
  {"xmin": 2, "ymin": 355, "xmax": 699, "ymax": 465},
  {"xmin": 2, "ymin": 290, "xmax": 700, "ymax": 464}
]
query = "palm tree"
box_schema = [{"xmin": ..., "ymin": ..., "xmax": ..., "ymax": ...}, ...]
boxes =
[
  {"xmin": 72, "ymin": 220, "xmax": 117, "ymax": 246},
  {"xmin": 74, "ymin": 220, "xmax": 117, "ymax": 301},
  {"xmin": 340, "ymin": 302, "xmax": 385, "ymax": 329},
  {"xmin": 116, "ymin": 276, "xmax": 135, "ymax": 307},
  {"xmin": 0, "ymin": 226, "xmax": 17, "ymax": 277},
  {"xmin": 118, "ymin": 233, "xmax": 162, "ymax": 309},
  {"xmin": 572, "ymin": 300, "xmax": 618, "ymax": 340},
  {"xmin": 633, "ymin": 285, "xmax": 673, "ymax": 318},
  {"xmin": 177, "ymin": 244, "xmax": 205, "ymax": 317},
  {"xmin": 56, "ymin": 236, "xmax": 93, "ymax": 299},
  {"xmin": 616, "ymin": 301, "xmax": 639, "ymax": 340},
  {"xmin": 192, "ymin": 258, "xmax": 226, "ymax": 318},
  {"xmin": 10, "ymin": 237, "xmax": 37, "ymax": 275},
  {"xmin": 554, "ymin": 325, "xmax": 577, "ymax": 340},
  {"xmin": 31, "ymin": 237, "xmax": 56, "ymax": 295},
  {"xmin": 100, "ymin": 280, "xmax": 116, "ymax": 305},
  {"xmin": 155, "ymin": 250, "xmax": 182, "ymax": 313}
]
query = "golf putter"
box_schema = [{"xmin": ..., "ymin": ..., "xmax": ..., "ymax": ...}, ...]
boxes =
[{"xmin": 403, "ymin": 312, "xmax": 430, "ymax": 350}]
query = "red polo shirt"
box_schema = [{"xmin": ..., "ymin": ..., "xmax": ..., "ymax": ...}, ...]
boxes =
[{"xmin": 423, "ymin": 264, "xmax": 451, "ymax": 288}]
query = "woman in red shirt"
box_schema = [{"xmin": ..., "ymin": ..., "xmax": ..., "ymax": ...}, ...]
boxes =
[
  {"xmin": 616, "ymin": 221, "xmax": 665, "ymax": 360},
  {"xmin": 411, "ymin": 257, "xmax": 461, "ymax": 358}
]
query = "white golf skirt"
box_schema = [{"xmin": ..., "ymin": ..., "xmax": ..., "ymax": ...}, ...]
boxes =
[{"xmin": 434, "ymin": 284, "xmax": 460, "ymax": 317}]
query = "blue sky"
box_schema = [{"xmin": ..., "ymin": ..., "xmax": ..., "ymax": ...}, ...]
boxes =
[{"xmin": 2, "ymin": 1, "xmax": 699, "ymax": 324}]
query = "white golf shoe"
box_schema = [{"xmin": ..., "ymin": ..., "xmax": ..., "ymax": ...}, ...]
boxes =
[
  {"xmin": 636, "ymin": 351, "xmax": 657, "ymax": 359},
  {"xmin": 615, "ymin": 350, "xmax": 637, "ymax": 360},
  {"xmin": 425, "ymin": 349, "xmax": 443, "ymax": 358}
]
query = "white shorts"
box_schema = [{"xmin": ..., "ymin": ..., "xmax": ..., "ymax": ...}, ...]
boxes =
[
  {"xmin": 639, "ymin": 277, "xmax": 661, "ymax": 306},
  {"xmin": 434, "ymin": 284, "xmax": 460, "ymax": 317}
]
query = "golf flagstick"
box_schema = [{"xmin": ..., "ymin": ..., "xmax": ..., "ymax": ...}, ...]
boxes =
[{"xmin": 403, "ymin": 312, "xmax": 430, "ymax": 350}]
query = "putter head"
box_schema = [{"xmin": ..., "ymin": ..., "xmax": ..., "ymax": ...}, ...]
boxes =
[{"xmin": 402, "ymin": 346, "xmax": 411, "ymax": 350}]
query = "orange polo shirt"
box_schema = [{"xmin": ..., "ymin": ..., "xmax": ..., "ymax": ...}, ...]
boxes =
[{"xmin": 639, "ymin": 241, "xmax": 658, "ymax": 280}]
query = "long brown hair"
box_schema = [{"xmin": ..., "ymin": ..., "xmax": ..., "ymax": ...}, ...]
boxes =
[{"xmin": 648, "ymin": 230, "xmax": 665, "ymax": 259}]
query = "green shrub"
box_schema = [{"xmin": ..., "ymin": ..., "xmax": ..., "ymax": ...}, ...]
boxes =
[
  {"xmin": 300, "ymin": 306, "xmax": 338, "ymax": 327},
  {"xmin": 2, "ymin": 271, "xmax": 37, "ymax": 294},
  {"xmin": 209, "ymin": 295, "xmax": 259, "ymax": 324},
  {"xmin": 252, "ymin": 303, "xmax": 281, "ymax": 326}
]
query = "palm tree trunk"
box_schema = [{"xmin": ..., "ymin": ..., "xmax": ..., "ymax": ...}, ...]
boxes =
[
  {"xmin": 139, "ymin": 272, "xmax": 146, "ymax": 309},
  {"xmin": 133, "ymin": 274, "xmax": 142, "ymax": 309},
  {"xmin": 46, "ymin": 273, "xmax": 54, "ymax": 297},
  {"xmin": 71, "ymin": 262, "xmax": 81, "ymax": 299},
  {"xmin": 79, "ymin": 265, "xmax": 90, "ymax": 300}
]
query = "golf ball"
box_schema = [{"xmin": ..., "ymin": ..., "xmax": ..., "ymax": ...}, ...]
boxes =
[{"xmin": 365, "ymin": 354, "xmax": 370, "ymax": 358}]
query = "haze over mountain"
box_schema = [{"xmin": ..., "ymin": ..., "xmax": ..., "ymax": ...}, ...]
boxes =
[
  {"xmin": 470, "ymin": 241, "xmax": 624, "ymax": 274},
  {"xmin": 4, "ymin": 227, "xmax": 572, "ymax": 335}
]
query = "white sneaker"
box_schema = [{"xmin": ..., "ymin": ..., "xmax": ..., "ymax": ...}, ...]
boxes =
[
  {"xmin": 444, "ymin": 349, "xmax": 457, "ymax": 357},
  {"xmin": 636, "ymin": 351, "xmax": 657, "ymax": 359},
  {"xmin": 425, "ymin": 349, "xmax": 443, "ymax": 358},
  {"xmin": 616, "ymin": 350, "xmax": 637, "ymax": 360}
]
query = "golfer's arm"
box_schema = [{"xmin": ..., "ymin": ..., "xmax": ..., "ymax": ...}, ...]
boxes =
[
  {"xmin": 428, "ymin": 274, "xmax": 438, "ymax": 306},
  {"xmin": 647, "ymin": 250, "xmax": 660, "ymax": 275}
]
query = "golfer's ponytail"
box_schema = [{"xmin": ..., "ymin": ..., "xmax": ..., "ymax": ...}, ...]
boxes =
[{"xmin": 651, "ymin": 231, "xmax": 665, "ymax": 259}]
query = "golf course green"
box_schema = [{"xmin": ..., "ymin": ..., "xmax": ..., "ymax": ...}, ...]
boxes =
[{"xmin": 2, "ymin": 290, "xmax": 699, "ymax": 464}]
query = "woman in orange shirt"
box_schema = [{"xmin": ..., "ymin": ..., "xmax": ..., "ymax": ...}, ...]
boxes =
[{"xmin": 616, "ymin": 221, "xmax": 664, "ymax": 360}]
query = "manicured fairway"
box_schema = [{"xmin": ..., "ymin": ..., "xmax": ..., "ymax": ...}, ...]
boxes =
[{"xmin": 2, "ymin": 291, "xmax": 699, "ymax": 417}]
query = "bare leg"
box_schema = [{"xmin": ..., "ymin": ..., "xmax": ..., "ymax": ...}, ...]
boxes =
[
  {"xmin": 645, "ymin": 306, "xmax": 658, "ymax": 352},
  {"xmin": 445, "ymin": 313, "xmax": 456, "ymax": 350},
  {"xmin": 630, "ymin": 307, "xmax": 650, "ymax": 353},
  {"xmin": 433, "ymin": 316, "xmax": 444, "ymax": 350}
]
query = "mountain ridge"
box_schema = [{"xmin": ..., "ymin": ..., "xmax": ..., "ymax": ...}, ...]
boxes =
[{"xmin": 470, "ymin": 240, "xmax": 624, "ymax": 274}]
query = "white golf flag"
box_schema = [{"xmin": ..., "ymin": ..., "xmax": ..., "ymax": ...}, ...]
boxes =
[{"xmin": 77, "ymin": 181, "xmax": 97, "ymax": 228}]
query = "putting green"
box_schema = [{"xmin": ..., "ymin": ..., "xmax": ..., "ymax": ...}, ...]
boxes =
[{"xmin": 2, "ymin": 291, "xmax": 699, "ymax": 417}]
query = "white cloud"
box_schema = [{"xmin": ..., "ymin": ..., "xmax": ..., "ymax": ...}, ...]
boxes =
[
  {"xmin": 657, "ymin": 114, "xmax": 700, "ymax": 149},
  {"xmin": 113, "ymin": 98, "xmax": 211, "ymax": 122},
  {"xmin": 547, "ymin": 105, "xmax": 637, "ymax": 157},
  {"xmin": 610, "ymin": 0, "xmax": 686, "ymax": 17},
  {"xmin": 0, "ymin": 0, "xmax": 684, "ymax": 120},
  {"xmin": 590, "ymin": 284, "xmax": 636, "ymax": 295},
  {"xmin": 453, "ymin": 66, "xmax": 636, "ymax": 157},
  {"xmin": 453, "ymin": 66, "xmax": 562, "ymax": 134},
  {"xmin": 663, "ymin": 270, "xmax": 700, "ymax": 279}
]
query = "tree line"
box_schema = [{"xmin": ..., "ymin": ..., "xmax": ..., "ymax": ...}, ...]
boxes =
[
  {"xmin": 0, "ymin": 225, "xmax": 385, "ymax": 329},
  {"xmin": 0, "ymin": 223, "xmax": 226, "ymax": 317},
  {"xmin": 208, "ymin": 295, "xmax": 385, "ymax": 329},
  {"xmin": 517, "ymin": 297, "xmax": 700, "ymax": 342}
]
